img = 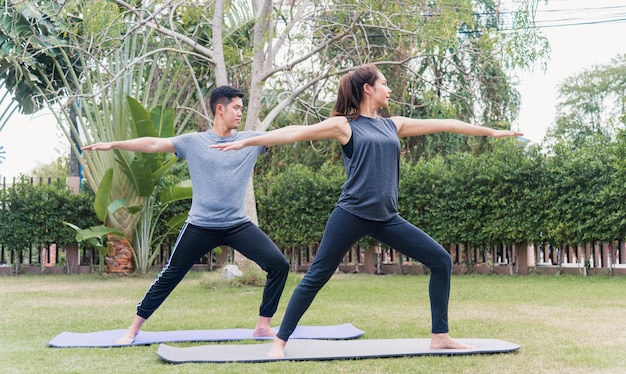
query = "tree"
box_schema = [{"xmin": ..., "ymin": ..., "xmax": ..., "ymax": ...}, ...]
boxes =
[
  {"xmin": 0, "ymin": 178, "xmax": 99, "ymax": 259},
  {"xmin": 1, "ymin": 0, "xmax": 548, "ymax": 269},
  {"xmin": 547, "ymin": 54, "xmax": 626, "ymax": 146},
  {"xmin": 542, "ymin": 137, "xmax": 614, "ymax": 259},
  {"xmin": 29, "ymin": 156, "xmax": 68, "ymax": 181},
  {"xmin": 67, "ymin": 97, "xmax": 193, "ymax": 274},
  {"xmin": 0, "ymin": 1, "xmax": 206, "ymax": 273}
]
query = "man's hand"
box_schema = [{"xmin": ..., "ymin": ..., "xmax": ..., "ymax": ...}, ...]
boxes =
[{"xmin": 82, "ymin": 142, "xmax": 114, "ymax": 151}]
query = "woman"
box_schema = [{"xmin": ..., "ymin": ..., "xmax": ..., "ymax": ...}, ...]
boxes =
[{"xmin": 212, "ymin": 64, "xmax": 523, "ymax": 357}]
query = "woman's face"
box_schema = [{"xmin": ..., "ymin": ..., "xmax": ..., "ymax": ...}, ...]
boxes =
[{"xmin": 372, "ymin": 72, "xmax": 392, "ymax": 108}]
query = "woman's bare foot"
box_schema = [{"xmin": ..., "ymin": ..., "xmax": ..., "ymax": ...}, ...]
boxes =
[
  {"xmin": 267, "ymin": 338, "xmax": 287, "ymax": 358},
  {"xmin": 430, "ymin": 333, "xmax": 477, "ymax": 349},
  {"xmin": 113, "ymin": 329, "xmax": 138, "ymax": 345}
]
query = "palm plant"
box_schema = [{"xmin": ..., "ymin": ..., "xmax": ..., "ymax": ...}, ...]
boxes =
[
  {"xmin": 67, "ymin": 96, "xmax": 193, "ymax": 273},
  {"xmin": 0, "ymin": 2, "xmax": 210, "ymax": 273},
  {"xmin": 115, "ymin": 96, "xmax": 193, "ymax": 273}
]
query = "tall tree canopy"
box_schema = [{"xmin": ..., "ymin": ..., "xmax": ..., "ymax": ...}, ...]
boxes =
[
  {"xmin": 0, "ymin": 0, "xmax": 548, "ymax": 269},
  {"xmin": 548, "ymin": 53, "xmax": 626, "ymax": 147}
]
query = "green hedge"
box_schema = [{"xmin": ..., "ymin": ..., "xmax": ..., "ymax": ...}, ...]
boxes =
[
  {"xmin": 3, "ymin": 133, "xmax": 626, "ymax": 259},
  {"xmin": 0, "ymin": 179, "xmax": 99, "ymax": 252},
  {"xmin": 255, "ymin": 135, "xmax": 626, "ymax": 251}
]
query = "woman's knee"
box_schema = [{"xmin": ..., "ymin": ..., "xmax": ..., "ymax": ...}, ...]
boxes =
[
  {"xmin": 302, "ymin": 265, "xmax": 336, "ymax": 288},
  {"xmin": 436, "ymin": 249, "xmax": 452, "ymax": 273}
]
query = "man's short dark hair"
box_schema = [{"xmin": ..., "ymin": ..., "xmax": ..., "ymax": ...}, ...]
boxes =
[{"xmin": 209, "ymin": 86, "xmax": 244, "ymax": 116}]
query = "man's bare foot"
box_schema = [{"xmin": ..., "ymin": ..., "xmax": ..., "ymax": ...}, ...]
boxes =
[
  {"xmin": 267, "ymin": 338, "xmax": 287, "ymax": 358},
  {"xmin": 114, "ymin": 316, "xmax": 145, "ymax": 345},
  {"xmin": 252, "ymin": 327, "xmax": 277, "ymax": 338},
  {"xmin": 113, "ymin": 329, "xmax": 138, "ymax": 345},
  {"xmin": 253, "ymin": 316, "xmax": 276, "ymax": 338},
  {"xmin": 430, "ymin": 333, "xmax": 477, "ymax": 349}
]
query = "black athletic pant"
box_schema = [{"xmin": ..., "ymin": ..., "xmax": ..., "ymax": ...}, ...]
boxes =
[
  {"xmin": 136, "ymin": 221, "xmax": 289, "ymax": 319},
  {"xmin": 277, "ymin": 207, "xmax": 452, "ymax": 341}
]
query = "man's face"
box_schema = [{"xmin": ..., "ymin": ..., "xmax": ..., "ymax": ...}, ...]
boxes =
[{"xmin": 220, "ymin": 97, "xmax": 244, "ymax": 129}]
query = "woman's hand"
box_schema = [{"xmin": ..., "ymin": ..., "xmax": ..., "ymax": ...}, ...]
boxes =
[
  {"xmin": 491, "ymin": 129, "xmax": 524, "ymax": 138},
  {"xmin": 210, "ymin": 141, "xmax": 246, "ymax": 151}
]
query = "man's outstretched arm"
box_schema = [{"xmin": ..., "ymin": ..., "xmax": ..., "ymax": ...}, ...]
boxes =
[{"xmin": 82, "ymin": 137, "xmax": 176, "ymax": 153}]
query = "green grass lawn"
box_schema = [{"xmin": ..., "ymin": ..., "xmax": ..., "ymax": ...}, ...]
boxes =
[{"xmin": 1, "ymin": 271, "xmax": 625, "ymax": 373}]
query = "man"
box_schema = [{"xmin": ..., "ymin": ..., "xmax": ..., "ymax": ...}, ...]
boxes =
[{"xmin": 82, "ymin": 86, "xmax": 289, "ymax": 344}]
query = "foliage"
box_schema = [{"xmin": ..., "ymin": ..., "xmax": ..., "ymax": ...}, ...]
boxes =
[
  {"xmin": 255, "ymin": 132, "xmax": 626, "ymax": 255},
  {"xmin": 281, "ymin": 0, "xmax": 547, "ymax": 159},
  {"xmin": 603, "ymin": 130, "xmax": 626, "ymax": 241},
  {"xmin": 151, "ymin": 160, "xmax": 192, "ymax": 252},
  {"xmin": 255, "ymin": 161, "xmax": 343, "ymax": 248},
  {"xmin": 0, "ymin": 0, "xmax": 80, "ymax": 125},
  {"xmin": 6, "ymin": 129, "xmax": 626, "ymax": 266},
  {"xmin": 67, "ymin": 97, "xmax": 192, "ymax": 274},
  {"xmin": 29, "ymin": 156, "xmax": 69, "ymax": 181},
  {"xmin": 548, "ymin": 53, "xmax": 626, "ymax": 146},
  {"xmin": 0, "ymin": 1, "xmax": 205, "ymax": 253},
  {"xmin": 64, "ymin": 168, "xmax": 126, "ymax": 272},
  {"xmin": 121, "ymin": 97, "xmax": 192, "ymax": 274},
  {"xmin": 0, "ymin": 178, "xmax": 99, "ymax": 255},
  {"xmin": 478, "ymin": 141, "xmax": 548, "ymax": 245},
  {"xmin": 0, "ymin": 0, "xmax": 556, "ymax": 270},
  {"xmin": 544, "ymin": 137, "xmax": 617, "ymax": 248}
]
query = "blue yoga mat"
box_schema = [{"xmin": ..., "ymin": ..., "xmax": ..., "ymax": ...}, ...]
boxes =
[
  {"xmin": 157, "ymin": 338, "xmax": 520, "ymax": 363},
  {"xmin": 47, "ymin": 323, "xmax": 364, "ymax": 348}
]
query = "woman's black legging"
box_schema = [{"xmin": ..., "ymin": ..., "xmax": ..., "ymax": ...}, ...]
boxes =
[{"xmin": 277, "ymin": 207, "xmax": 452, "ymax": 341}]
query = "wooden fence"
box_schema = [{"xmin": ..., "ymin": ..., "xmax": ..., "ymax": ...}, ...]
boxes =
[
  {"xmin": 5, "ymin": 240, "xmax": 625, "ymax": 276},
  {"xmin": 0, "ymin": 242, "xmax": 220, "ymax": 275},
  {"xmin": 2, "ymin": 176, "xmax": 625, "ymax": 276}
]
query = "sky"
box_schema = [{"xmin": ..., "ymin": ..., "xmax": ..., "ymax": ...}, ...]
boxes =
[
  {"xmin": 0, "ymin": 0, "xmax": 625, "ymax": 180},
  {"xmin": 0, "ymin": 108, "xmax": 68, "ymax": 181}
]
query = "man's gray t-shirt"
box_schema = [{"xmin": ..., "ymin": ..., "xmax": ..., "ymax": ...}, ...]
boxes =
[{"xmin": 171, "ymin": 130, "xmax": 265, "ymax": 228}]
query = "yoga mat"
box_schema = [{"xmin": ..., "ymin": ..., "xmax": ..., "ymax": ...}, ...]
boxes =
[
  {"xmin": 156, "ymin": 338, "xmax": 520, "ymax": 363},
  {"xmin": 47, "ymin": 323, "xmax": 364, "ymax": 348}
]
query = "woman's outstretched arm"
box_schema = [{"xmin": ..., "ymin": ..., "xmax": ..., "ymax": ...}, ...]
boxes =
[
  {"xmin": 392, "ymin": 117, "xmax": 523, "ymax": 138},
  {"xmin": 211, "ymin": 117, "xmax": 350, "ymax": 151}
]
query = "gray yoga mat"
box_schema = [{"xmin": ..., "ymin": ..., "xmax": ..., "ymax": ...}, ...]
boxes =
[
  {"xmin": 156, "ymin": 338, "xmax": 520, "ymax": 363},
  {"xmin": 47, "ymin": 323, "xmax": 364, "ymax": 348}
]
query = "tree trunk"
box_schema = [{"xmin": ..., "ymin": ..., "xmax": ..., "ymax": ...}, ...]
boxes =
[
  {"xmin": 105, "ymin": 234, "xmax": 134, "ymax": 275},
  {"xmin": 233, "ymin": 178, "xmax": 261, "ymax": 268}
]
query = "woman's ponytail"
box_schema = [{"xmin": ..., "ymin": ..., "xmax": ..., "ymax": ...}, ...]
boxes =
[{"xmin": 331, "ymin": 64, "xmax": 380, "ymax": 119}]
